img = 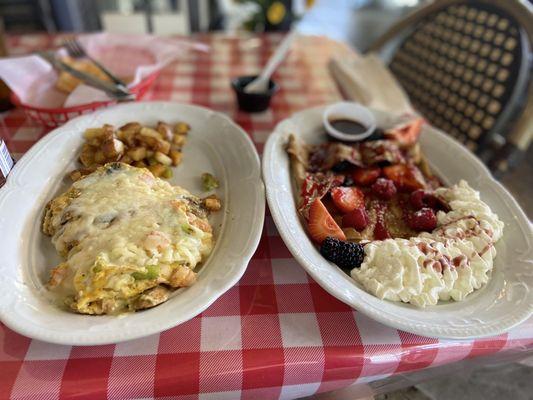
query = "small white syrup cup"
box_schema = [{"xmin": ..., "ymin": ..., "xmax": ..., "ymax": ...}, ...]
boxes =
[{"xmin": 323, "ymin": 102, "xmax": 376, "ymax": 141}]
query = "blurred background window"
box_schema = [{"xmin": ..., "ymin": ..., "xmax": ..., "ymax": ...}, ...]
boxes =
[{"xmin": 0, "ymin": 0, "xmax": 430, "ymax": 51}]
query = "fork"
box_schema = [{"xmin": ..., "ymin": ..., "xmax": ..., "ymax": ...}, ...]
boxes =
[
  {"xmin": 63, "ymin": 38, "xmax": 129, "ymax": 90},
  {"xmin": 38, "ymin": 51, "xmax": 134, "ymax": 100}
]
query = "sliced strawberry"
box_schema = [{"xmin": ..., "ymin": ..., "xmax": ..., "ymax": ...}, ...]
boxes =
[
  {"xmin": 351, "ymin": 167, "xmax": 381, "ymax": 186},
  {"xmin": 385, "ymin": 118, "xmax": 424, "ymax": 146},
  {"xmin": 330, "ymin": 187, "xmax": 365, "ymax": 213},
  {"xmin": 308, "ymin": 199, "xmax": 346, "ymax": 243},
  {"xmin": 342, "ymin": 208, "xmax": 369, "ymax": 231},
  {"xmin": 383, "ymin": 164, "xmax": 425, "ymax": 192}
]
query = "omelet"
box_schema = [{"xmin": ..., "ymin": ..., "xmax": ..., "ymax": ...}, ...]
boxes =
[{"xmin": 42, "ymin": 163, "xmax": 215, "ymax": 315}]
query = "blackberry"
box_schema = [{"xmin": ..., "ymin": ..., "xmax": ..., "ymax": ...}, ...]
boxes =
[
  {"xmin": 331, "ymin": 160, "xmax": 352, "ymax": 173},
  {"xmin": 320, "ymin": 237, "xmax": 365, "ymax": 271}
]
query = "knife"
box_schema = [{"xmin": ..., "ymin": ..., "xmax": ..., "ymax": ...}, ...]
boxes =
[{"xmin": 38, "ymin": 51, "xmax": 135, "ymax": 101}]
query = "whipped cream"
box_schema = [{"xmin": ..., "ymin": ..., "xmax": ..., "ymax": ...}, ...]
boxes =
[{"xmin": 351, "ymin": 180, "xmax": 504, "ymax": 307}]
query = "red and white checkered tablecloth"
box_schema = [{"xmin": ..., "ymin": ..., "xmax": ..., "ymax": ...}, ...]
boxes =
[{"xmin": 1, "ymin": 33, "xmax": 532, "ymax": 400}]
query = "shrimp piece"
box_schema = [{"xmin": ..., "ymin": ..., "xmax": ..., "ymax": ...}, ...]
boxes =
[
  {"xmin": 143, "ymin": 231, "xmax": 170, "ymax": 253},
  {"xmin": 187, "ymin": 213, "xmax": 212, "ymax": 233},
  {"xmin": 139, "ymin": 172, "xmax": 155, "ymax": 186},
  {"xmin": 170, "ymin": 199, "xmax": 187, "ymax": 212},
  {"xmin": 48, "ymin": 263, "xmax": 69, "ymax": 288}
]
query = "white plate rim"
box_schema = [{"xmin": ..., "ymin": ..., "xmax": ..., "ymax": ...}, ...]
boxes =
[
  {"xmin": 262, "ymin": 105, "xmax": 533, "ymax": 340},
  {"xmin": 0, "ymin": 101, "xmax": 265, "ymax": 345}
]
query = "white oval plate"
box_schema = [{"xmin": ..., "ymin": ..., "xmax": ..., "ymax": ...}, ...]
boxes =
[
  {"xmin": 0, "ymin": 101, "xmax": 265, "ymax": 345},
  {"xmin": 263, "ymin": 105, "xmax": 533, "ymax": 339}
]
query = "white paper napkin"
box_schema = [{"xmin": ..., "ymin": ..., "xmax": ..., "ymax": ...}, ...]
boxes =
[
  {"xmin": 0, "ymin": 33, "xmax": 208, "ymax": 108},
  {"xmin": 328, "ymin": 52, "xmax": 413, "ymax": 115}
]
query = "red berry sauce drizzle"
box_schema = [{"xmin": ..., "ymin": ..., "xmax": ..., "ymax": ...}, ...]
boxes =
[
  {"xmin": 418, "ymin": 242, "xmax": 453, "ymax": 273},
  {"xmin": 373, "ymin": 201, "xmax": 391, "ymax": 240},
  {"xmin": 414, "ymin": 215, "xmax": 496, "ymax": 274}
]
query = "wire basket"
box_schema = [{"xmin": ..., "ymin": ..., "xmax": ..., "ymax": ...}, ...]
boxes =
[{"xmin": 10, "ymin": 72, "xmax": 160, "ymax": 128}]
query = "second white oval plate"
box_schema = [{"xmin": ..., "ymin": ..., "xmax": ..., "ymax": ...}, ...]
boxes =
[
  {"xmin": 0, "ymin": 101, "xmax": 265, "ymax": 345},
  {"xmin": 263, "ymin": 105, "xmax": 532, "ymax": 339}
]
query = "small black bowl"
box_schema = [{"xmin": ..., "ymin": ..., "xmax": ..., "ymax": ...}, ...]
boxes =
[{"xmin": 231, "ymin": 75, "xmax": 278, "ymax": 113}]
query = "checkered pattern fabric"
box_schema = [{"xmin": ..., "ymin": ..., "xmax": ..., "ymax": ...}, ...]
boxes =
[{"xmin": 1, "ymin": 33, "xmax": 532, "ymax": 400}]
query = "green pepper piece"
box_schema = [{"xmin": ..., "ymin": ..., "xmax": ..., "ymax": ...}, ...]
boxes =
[
  {"xmin": 132, "ymin": 265, "xmax": 160, "ymax": 280},
  {"xmin": 201, "ymin": 172, "xmax": 219, "ymax": 191},
  {"xmin": 182, "ymin": 224, "xmax": 194, "ymax": 234},
  {"xmin": 162, "ymin": 167, "xmax": 173, "ymax": 179}
]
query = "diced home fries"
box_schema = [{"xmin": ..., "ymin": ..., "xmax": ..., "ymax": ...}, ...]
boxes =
[{"xmin": 70, "ymin": 121, "xmax": 190, "ymax": 180}]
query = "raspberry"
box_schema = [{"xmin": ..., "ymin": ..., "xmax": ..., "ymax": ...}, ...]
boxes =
[
  {"xmin": 410, "ymin": 189, "xmax": 450, "ymax": 211},
  {"xmin": 407, "ymin": 207, "xmax": 437, "ymax": 231},
  {"xmin": 425, "ymin": 193, "xmax": 449, "ymax": 211},
  {"xmin": 342, "ymin": 208, "xmax": 369, "ymax": 231},
  {"xmin": 320, "ymin": 237, "xmax": 365, "ymax": 270},
  {"xmin": 371, "ymin": 178, "xmax": 397, "ymax": 199},
  {"xmin": 410, "ymin": 189, "xmax": 426, "ymax": 209}
]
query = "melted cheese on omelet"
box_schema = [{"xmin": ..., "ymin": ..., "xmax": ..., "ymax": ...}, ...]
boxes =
[{"xmin": 42, "ymin": 163, "xmax": 214, "ymax": 314}]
